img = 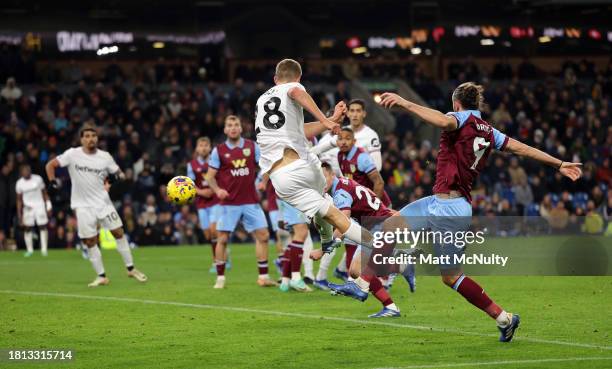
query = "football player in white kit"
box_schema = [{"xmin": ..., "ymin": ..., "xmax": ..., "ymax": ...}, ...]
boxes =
[
  {"xmin": 45, "ymin": 124, "xmax": 147, "ymax": 287},
  {"xmin": 312, "ymin": 99, "xmax": 382, "ymax": 171},
  {"xmin": 255, "ymin": 59, "xmax": 374, "ymax": 257},
  {"xmin": 16, "ymin": 164, "xmax": 51, "ymax": 257},
  {"xmin": 311, "ymin": 99, "xmax": 384, "ymax": 282}
]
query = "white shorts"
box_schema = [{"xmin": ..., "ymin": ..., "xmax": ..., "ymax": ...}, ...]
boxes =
[
  {"xmin": 270, "ymin": 159, "xmax": 332, "ymax": 220},
  {"xmin": 75, "ymin": 205, "xmax": 123, "ymax": 239},
  {"xmin": 22, "ymin": 206, "xmax": 48, "ymax": 227}
]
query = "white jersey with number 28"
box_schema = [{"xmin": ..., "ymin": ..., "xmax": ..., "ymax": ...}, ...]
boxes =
[{"xmin": 255, "ymin": 82, "xmax": 320, "ymax": 174}]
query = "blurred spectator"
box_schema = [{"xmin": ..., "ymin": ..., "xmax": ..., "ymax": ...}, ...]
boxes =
[
  {"xmin": 513, "ymin": 178, "xmax": 533, "ymax": 216},
  {"xmin": 1, "ymin": 77, "xmax": 22, "ymax": 102}
]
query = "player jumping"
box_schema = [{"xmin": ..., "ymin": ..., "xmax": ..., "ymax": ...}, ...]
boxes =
[
  {"xmin": 255, "ymin": 59, "xmax": 376, "ymax": 270},
  {"xmin": 45, "ymin": 123, "xmax": 147, "ymax": 287},
  {"xmin": 333, "ymin": 82, "xmax": 583, "ymax": 342},
  {"xmin": 205, "ymin": 115, "xmax": 276, "ymax": 289},
  {"xmin": 16, "ymin": 164, "xmax": 51, "ymax": 257}
]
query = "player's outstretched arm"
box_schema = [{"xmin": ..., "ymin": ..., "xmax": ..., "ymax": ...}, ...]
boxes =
[
  {"xmin": 379, "ymin": 92, "xmax": 457, "ymax": 131},
  {"xmin": 289, "ymin": 87, "xmax": 342, "ymax": 138},
  {"xmin": 505, "ymin": 138, "xmax": 582, "ymax": 181}
]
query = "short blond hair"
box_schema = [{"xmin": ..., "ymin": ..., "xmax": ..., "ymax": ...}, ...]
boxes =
[
  {"xmin": 275, "ymin": 59, "xmax": 302, "ymax": 81},
  {"xmin": 196, "ymin": 136, "xmax": 211, "ymax": 145},
  {"xmin": 225, "ymin": 115, "xmax": 240, "ymax": 125}
]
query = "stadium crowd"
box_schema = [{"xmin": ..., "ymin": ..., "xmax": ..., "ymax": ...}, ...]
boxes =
[{"xmin": 0, "ymin": 55, "xmax": 610, "ymax": 249}]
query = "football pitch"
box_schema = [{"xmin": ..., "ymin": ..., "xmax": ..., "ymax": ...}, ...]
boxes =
[{"xmin": 1, "ymin": 243, "xmax": 610, "ymax": 369}]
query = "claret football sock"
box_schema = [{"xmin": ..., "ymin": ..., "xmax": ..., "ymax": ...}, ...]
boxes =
[
  {"xmin": 452, "ymin": 274, "xmax": 506, "ymax": 320},
  {"xmin": 215, "ymin": 261, "xmax": 226, "ymax": 276},
  {"xmin": 257, "ymin": 260, "xmax": 269, "ymax": 279},
  {"xmin": 345, "ymin": 244, "xmax": 357, "ymax": 270},
  {"xmin": 369, "ymin": 276, "xmax": 395, "ymax": 308},
  {"xmin": 289, "ymin": 240, "xmax": 304, "ymax": 281}
]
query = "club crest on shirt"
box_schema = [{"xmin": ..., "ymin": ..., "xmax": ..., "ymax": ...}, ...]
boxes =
[
  {"xmin": 224, "ymin": 153, "xmax": 231, "ymax": 158},
  {"xmin": 243, "ymin": 148, "xmax": 251, "ymax": 157},
  {"xmin": 350, "ymin": 164, "xmax": 356, "ymax": 173}
]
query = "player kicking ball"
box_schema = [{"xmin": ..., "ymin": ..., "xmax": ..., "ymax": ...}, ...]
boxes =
[
  {"xmin": 255, "ymin": 59, "xmax": 376, "ymax": 264},
  {"xmin": 46, "ymin": 123, "xmax": 147, "ymax": 287},
  {"xmin": 16, "ymin": 164, "xmax": 51, "ymax": 257},
  {"xmin": 310, "ymin": 162, "xmax": 415, "ymax": 318},
  {"xmin": 335, "ymin": 83, "xmax": 581, "ymax": 342}
]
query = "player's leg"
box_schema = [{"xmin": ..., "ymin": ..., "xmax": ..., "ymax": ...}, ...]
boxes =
[
  {"xmin": 101, "ymin": 205, "xmax": 147, "ymax": 282},
  {"xmin": 210, "ymin": 205, "xmax": 224, "ymax": 272},
  {"xmin": 244, "ymin": 204, "xmax": 276, "ymax": 287},
  {"xmin": 344, "ymin": 242, "xmax": 358, "ymax": 280},
  {"xmin": 110, "ymin": 227, "xmax": 147, "ymax": 282},
  {"xmin": 36, "ymin": 209, "xmax": 49, "ymax": 256},
  {"xmin": 279, "ymin": 200, "xmax": 312, "ymax": 291},
  {"xmin": 349, "ymin": 253, "xmax": 400, "ymax": 318},
  {"xmin": 214, "ymin": 231, "xmax": 230, "ymax": 288},
  {"xmin": 286, "ymin": 223, "xmax": 311, "ymax": 291},
  {"xmin": 76, "ymin": 208, "xmax": 109, "ymax": 287},
  {"xmin": 302, "ymin": 230, "xmax": 315, "ymax": 283},
  {"xmin": 22, "ymin": 207, "xmax": 35, "ymax": 257},
  {"xmin": 441, "ymin": 268, "xmax": 519, "ymax": 341},
  {"xmin": 314, "ymin": 247, "xmax": 335, "ymax": 290},
  {"xmin": 23, "ymin": 226, "xmax": 34, "ymax": 257},
  {"xmin": 198, "ymin": 207, "xmax": 215, "ymax": 273},
  {"xmin": 267, "ymin": 208, "xmax": 284, "ymax": 274},
  {"xmin": 434, "ymin": 196, "xmax": 519, "ymax": 342},
  {"xmin": 333, "ymin": 252, "xmax": 348, "ymax": 281},
  {"xmin": 214, "ymin": 205, "xmax": 240, "ymax": 288}
]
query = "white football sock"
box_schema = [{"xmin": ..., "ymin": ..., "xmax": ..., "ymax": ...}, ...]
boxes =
[
  {"xmin": 291, "ymin": 272, "xmax": 302, "ymax": 281},
  {"xmin": 88, "ymin": 245, "xmax": 106, "ymax": 276},
  {"xmin": 496, "ymin": 310, "xmax": 511, "ymax": 327},
  {"xmin": 281, "ymin": 277, "xmax": 290, "ymax": 285},
  {"xmin": 386, "ymin": 303, "xmax": 399, "ymax": 311},
  {"xmin": 24, "ymin": 231, "xmax": 34, "ymax": 253},
  {"xmin": 302, "ymin": 231, "xmax": 314, "ymax": 279},
  {"xmin": 316, "ymin": 248, "xmax": 335, "ymax": 280},
  {"xmin": 354, "ymin": 277, "xmax": 370, "ymax": 292},
  {"xmin": 115, "ymin": 236, "xmax": 134, "ymax": 268},
  {"xmin": 342, "ymin": 221, "xmax": 371, "ymax": 247},
  {"xmin": 39, "ymin": 229, "xmax": 48, "ymax": 255},
  {"xmin": 336, "ymin": 252, "xmax": 347, "ymax": 272}
]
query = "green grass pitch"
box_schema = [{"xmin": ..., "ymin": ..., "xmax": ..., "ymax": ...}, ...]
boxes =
[{"xmin": 0, "ymin": 244, "xmax": 610, "ymax": 369}]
